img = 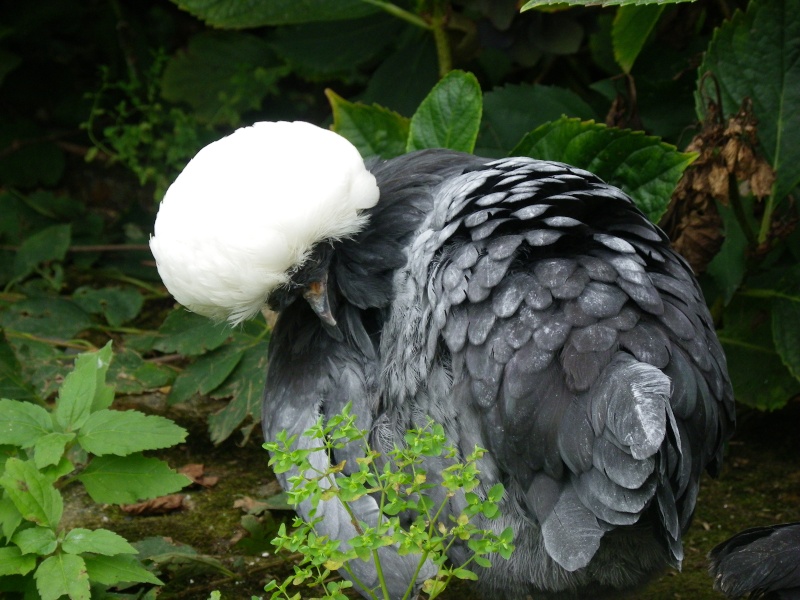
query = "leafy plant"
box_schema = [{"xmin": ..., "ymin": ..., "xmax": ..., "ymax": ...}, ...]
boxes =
[
  {"xmin": 0, "ymin": 342, "xmax": 190, "ymax": 599},
  {"xmin": 263, "ymin": 405, "xmax": 514, "ymax": 600}
]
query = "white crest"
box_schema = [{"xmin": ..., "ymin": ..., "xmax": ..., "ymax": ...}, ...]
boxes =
[{"xmin": 150, "ymin": 121, "xmax": 379, "ymax": 324}]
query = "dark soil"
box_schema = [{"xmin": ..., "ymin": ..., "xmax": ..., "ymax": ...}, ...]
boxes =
[{"xmin": 66, "ymin": 395, "xmax": 800, "ymax": 600}]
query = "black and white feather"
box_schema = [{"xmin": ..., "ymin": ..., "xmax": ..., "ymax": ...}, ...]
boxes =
[
  {"xmin": 151, "ymin": 122, "xmax": 735, "ymax": 599},
  {"xmin": 709, "ymin": 523, "xmax": 800, "ymax": 600}
]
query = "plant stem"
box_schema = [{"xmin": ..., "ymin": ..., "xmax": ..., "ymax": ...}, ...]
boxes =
[
  {"xmin": 758, "ymin": 189, "xmax": 777, "ymax": 245},
  {"xmin": 360, "ymin": 0, "xmax": 431, "ymax": 29},
  {"xmin": 430, "ymin": 6, "xmax": 452, "ymax": 77},
  {"xmin": 739, "ymin": 288, "xmax": 800, "ymax": 302},
  {"xmin": 727, "ymin": 174, "xmax": 758, "ymax": 248}
]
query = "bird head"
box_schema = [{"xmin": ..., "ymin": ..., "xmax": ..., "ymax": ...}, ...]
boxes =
[{"xmin": 150, "ymin": 121, "xmax": 379, "ymax": 325}]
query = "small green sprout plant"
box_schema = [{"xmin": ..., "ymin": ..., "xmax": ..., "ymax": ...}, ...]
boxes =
[
  {"xmin": 0, "ymin": 342, "xmax": 191, "ymax": 599},
  {"xmin": 263, "ymin": 406, "xmax": 515, "ymax": 600}
]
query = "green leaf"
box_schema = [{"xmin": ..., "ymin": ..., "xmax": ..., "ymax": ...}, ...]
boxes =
[
  {"xmin": 0, "ymin": 297, "xmax": 92, "ymax": 339},
  {"xmin": 0, "ymin": 494, "xmax": 24, "ymax": 540},
  {"xmin": 62, "ymin": 527, "xmax": 137, "ymax": 556},
  {"xmin": 168, "ymin": 343, "xmax": 245, "ymax": 405},
  {"xmin": 89, "ymin": 342, "xmax": 115, "ymax": 412},
  {"xmin": 706, "ymin": 199, "xmax": 752, "ymax": 304},
  {"xmin": 773, "ymin": 297, "xmax": 800, "ymax": 382},
  {"xmin": 13, "ymin": 224, "xmax": 71, "ymax": 280},
  {"xmin": 511, "ymin": 117, "xmax": 694, "ymax": 223},
  {"xmin": 54, "ymin": 351, "xmax": 100, "ymax": 432},
  {"xmin": 523, "ymin": 0, "xmax": 692, "ymax": 7},
  {"xmin": 0, "ymin": 399, "xmax": 53, "ymax": 448},
  {"xmin": 169, "ymin": 0, "xmax": 379, "ymax": 27},
  {"xmin": 477, "ymin": 83, "xmax": 596, "ymax": 157},
  {"xmin": 327, "ymin": 90, "xmax": 410, "ymax": 160},
  {"xmin": 0, "ymin": 330, "xmax": 39, "ymax": 403},
  {"xmin": 407, "ymin": 70, "xmax": 483, "ymax": 154},
  {"xmin": 83, "ymin": 553, "xmax": 163, "ymax": 586},
  {"xmin": 72, "ymin": 286, "xmax": 144, "ymax": 327},
  {"xmin": 208, "ymin": 338, "xmax": 269, "ymax": 444},
  {"xmin": 77, "ymin": 409, "xmax": 188, "ymax": 456},
  {"xmin": 0, "ymin": 546, "xmax": 36, "ymax": 576},
  {"xmin": 361, "ymin": 32, "xmax": 439, "ymax": 117},
  {"xmin": 0, "ymin": 458, "xmax": 63, "ymax": 529},
  {"xmin": 718, "ymin": 296, "xmax": 800, "ymax": 410},
  {"xmin": 612, "ymin": 5, "xmax": 664, "ymax": 74},
  {"xmin": 34, "ymin": 432, "xmax": 75, "ymax": 469},
  {"xmin": 107, "ymin": 347, "xmax": 176, "ymax": 395},
  {"xmin": 154, "ymin": 309, "xmax": 231, "ymax": 356},
  {"xmin": 11, "ymin": 525, "xmax": 57, "ymax": 555},
  {"xmin": 161, "ymin": 32, "xmax": 287, "ymax": 126},
  {"xmin": 77, "ymin": 454, "xmax": 190, "ymax": 504},
  {"xmin": 452, "ymin": 567, "xmax": 478, "ymax": 581},
  {"xmin": 34, "ymin": 554, "xmax": 90, "ymax": 600},
  {"xmin": 271, "ymin": 15, "xmax": 401, "ymax": 77},
  {"xmin": 697, "ymin": 0, "xmax": 800, "ymax": 203}
]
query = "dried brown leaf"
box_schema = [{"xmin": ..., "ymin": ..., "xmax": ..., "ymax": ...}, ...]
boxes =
[{"xmin": 121, "ymin": 494, "xmax": 186, "ymax": 515}]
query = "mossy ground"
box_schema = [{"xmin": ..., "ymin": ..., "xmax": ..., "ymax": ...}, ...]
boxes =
[{"xmin": 66, "ymin": 395, "xmax": 799, "ymax": 600}]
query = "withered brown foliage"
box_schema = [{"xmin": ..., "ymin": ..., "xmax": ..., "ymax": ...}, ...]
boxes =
[{"xmin": 661, "ymin": 92, "xmax": 775, "ymax": 273}]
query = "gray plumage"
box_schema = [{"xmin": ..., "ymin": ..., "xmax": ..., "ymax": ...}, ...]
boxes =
[
  {"xmin": 263, "ymin": 150, "xmax": 735, "ymax": 598},
  {"xmin": 709, "ymin": 522, "xmax": 800, "ymax": 600}
]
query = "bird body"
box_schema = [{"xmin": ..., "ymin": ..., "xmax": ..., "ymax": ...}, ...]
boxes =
[
  {"xmin": 709, "ymin": 522, "xmax": 800, "ymax": 599},
  {"xmin": 151, "ymin": 122, "xmax": 735, "ymax": 599}
]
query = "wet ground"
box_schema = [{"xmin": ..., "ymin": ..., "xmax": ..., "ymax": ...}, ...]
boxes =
[{"xmin": 64, "ymin": 395, "xmax": 800, "ymax": 600}]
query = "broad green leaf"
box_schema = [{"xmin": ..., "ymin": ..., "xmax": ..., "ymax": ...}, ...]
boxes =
[
  {"xmin": 84, "ymin": 553, "xmax": 163, "ymax": 586},
  {"xmin": 0, "ymin": 330, "xmax": 39, "ymax": 403},
  {"xmin": 612, "ymin": 5, "xmax": 664, "ymax": 73},
  {"xmin": 34, "ymin": 554, "xmax": 90, "ymax": 600},
  {"xmin": 511, "ymin": 117, "xmax": 695, "ymax": 222},
  {"xmin": 271, "ymin": 15, "xmax": 402, "ymax": 77},
  {"xmin": 0, "ymin": 546, "xmax": 36, "ymax": 576},
  {"xmin": 0, "ymin": 399, "xmax": 52, "ymax": 447},
  {"xmin": 361, "ymin": 32, "xmax": 439, "ymax": 117},
  {"xmin": 208, "ymin": 338, "xmax": 269, "ymax": 444},
  {"xmin": 705, "ymin": 198, "xmax": 753, "ymax": 304},
  {"xmin": 62, "ymin": 527, "xmax": 137, "ymax": 556},
  {"xmin": 169, "ymin": 0, "xmax": 379, "ymax": 27},
  {"xmin": 89, "ymin": 341, "xmax": 115, "ymax": 412},
  {"xmin": 327, "ymin": 90, "xmax": 410, "ymax": 160},
  {"xmin": 697, "ymin": 0, "xmax": 800, "ymax": 203},
  {"xmin": 477, "ymin": 83, "xmax": 596, "ymax": 157},
  {"xmin": 77, "ymin": 455, "xmax": 190, "ymax": 504},
  {"xmin": 718, "ymin": 296, "xmax": 800, "ymax": 410},
  {"xmin": 72, "ymin": 286, "xmax": 144, "ymax": 327},
  {"xmin": 773, "ymin": 296, "xmax": 800, "ymax": 382},
  {"xmin": 77, "ymin": 409, "xmax": 187, "ymax": 456},
  {"xmin": 54, "ymin": 350, "xmax": 100, "ymax": 432},
  {"xmin": 154, "ymin": 309, "xmax": 231, "ymax": 356},
  {"xmin": 161, "ymin": 32, "xmax": 287, "ymax": 126},
  {"xmin": 11, "ymin": 525, "xmax": 57, "ymax": 555},
  {"xmin": 13, "ymin": 224, "xmax": 71, "ymax": 280},
  {"xmin": 523, "ymin": 0, "xmax": 692, "ymax": 7},
  {"xmin": 408, "ymin": 70, "xmax": 482, "ymax": 154},
  {"xmin": 0, "ymin": 458, "xmax": 63, "ymax": 529},
  {"xmin": 107, "ymin": 347, "xmax": 175, "ymax": 395},
  {"xmin": 34, "ymin": 432, "xmax": 75, "ymax": 469},
  {"xmin": 0, "ymin": 494, "xmax": 23, "ymax": 540},
  {"xmin": 168, "ymin": 343, "xmax": 245, "ymax": 405},
  {"xmin": 0, "ymin": 297, "xmax": 92, "ymax": 339}
]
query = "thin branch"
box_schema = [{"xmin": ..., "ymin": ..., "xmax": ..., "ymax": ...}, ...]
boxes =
[{"xmin": 360, "ymin": 0, "xmax": 432, "ymax": 29}]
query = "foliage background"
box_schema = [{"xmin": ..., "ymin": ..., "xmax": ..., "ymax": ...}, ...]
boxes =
[{"xmin": 0, "ymin": 0, "xmax": 798, "ymax": 598}]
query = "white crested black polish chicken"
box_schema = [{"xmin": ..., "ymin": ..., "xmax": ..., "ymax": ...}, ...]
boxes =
[
  {"xmin": 710, "ymin": 522, "xmax": 800, "ymax": 600},
  {"xmin": 151, "ymin": 121, "xmax": 735, "ymax": 599}
]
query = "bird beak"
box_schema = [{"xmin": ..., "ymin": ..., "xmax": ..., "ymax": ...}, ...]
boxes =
[{"xmin": 303, "ymin": 276, "xmax": 337, "ymax": 327}]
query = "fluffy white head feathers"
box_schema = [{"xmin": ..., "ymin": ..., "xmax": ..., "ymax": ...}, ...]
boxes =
[{"xmin": 150, "ymin": 121, "xmax": 380, "ymax": 324}]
